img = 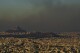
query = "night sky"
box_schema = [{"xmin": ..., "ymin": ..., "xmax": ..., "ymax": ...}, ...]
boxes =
[{"xmin": 0, "ymin": 0, "xmax": 80, "ymax": 32}]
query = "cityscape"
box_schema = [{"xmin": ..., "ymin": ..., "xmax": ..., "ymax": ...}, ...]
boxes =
[
  {"xmin": 0, "ymin": 26, "xmax": 79, "ymax": 53},
  {"xmin": 0, "ymin": 0, "xmax": 80, "ymax": 53}
]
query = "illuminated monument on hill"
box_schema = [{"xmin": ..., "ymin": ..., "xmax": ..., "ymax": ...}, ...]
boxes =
[{"xmin": 6, "ymin": 26, "xmax": 26, "ymax": 33}]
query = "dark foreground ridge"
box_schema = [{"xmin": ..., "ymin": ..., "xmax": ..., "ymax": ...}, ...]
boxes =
[
  {"xmin": 0, "ymin": 32, "xmax": 61, "ymax": 38},
  {"xmin": 0, "ymin": 32, "xmax": 80, "ymax": 38}
]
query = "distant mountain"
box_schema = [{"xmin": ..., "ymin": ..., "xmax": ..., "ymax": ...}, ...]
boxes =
[{"xmin": 6, "ymin": 26, "xmax": 26, "ymax": 33}]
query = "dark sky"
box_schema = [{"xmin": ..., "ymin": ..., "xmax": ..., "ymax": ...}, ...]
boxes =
[{"xmin": 0, "ymin": 0, "xmax": 80, "ymax": 32}]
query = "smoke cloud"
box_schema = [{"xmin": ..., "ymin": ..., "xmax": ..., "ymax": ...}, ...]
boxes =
[{"xmin": 0, "ymin": 0, "xmax": 80, "ymax": 32}]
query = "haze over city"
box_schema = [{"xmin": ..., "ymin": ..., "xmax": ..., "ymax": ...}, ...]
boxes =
[{"xmin": 0, "ymin": 0, "xmax": 80, "ymax": 32}]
